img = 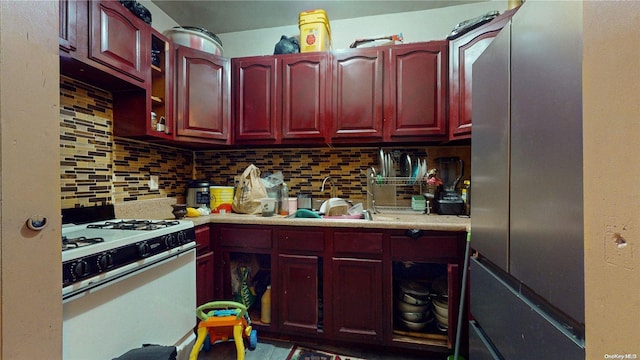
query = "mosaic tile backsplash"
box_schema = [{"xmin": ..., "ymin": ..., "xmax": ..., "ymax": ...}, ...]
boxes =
[
  {"xmin": 60, "ymin": 76, "xmax": 470, "ymax": 209},
  {"xmin": 60, "ymin": 76, "xmax": 192, "ymax": 209}
]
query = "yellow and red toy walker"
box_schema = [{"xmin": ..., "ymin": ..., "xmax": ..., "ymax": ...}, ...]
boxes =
[{"xmin": 189, "ymin": 301, "xmax": 258, "ymax": 360}]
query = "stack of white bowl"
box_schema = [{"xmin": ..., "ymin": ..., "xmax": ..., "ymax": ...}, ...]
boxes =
[
  {"xmin": 395, "ymin": 280, "xmax": 433, "ymax": 331},
  {"xmin": 430, "ymin": 276, "xmax": 449, "ymax": 332},
  {"xmin": 432, "ymin": 297, "xmax": 449, "ymax": 332}
]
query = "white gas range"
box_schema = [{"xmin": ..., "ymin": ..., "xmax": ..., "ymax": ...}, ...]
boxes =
[{"xmin": 61, "ymin": 209, "xmax": 198, "ymax": 360}]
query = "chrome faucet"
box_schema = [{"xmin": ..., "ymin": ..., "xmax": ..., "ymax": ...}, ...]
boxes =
[{"xmin": 321, "ymin": 176, "xmax": 337, "ymax": 198}]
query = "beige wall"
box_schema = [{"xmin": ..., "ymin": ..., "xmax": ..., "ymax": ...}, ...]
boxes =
[
  {"xmin": 146, "ymin": 1, "xmax": 507, "ymax": 58},
  {"xmin": 583, "ymin": 1, "xmax": 640, "ymax": 357},
  {"xmin": 0, "ymin": 1, "xmax": 62, "ymax": 358}
]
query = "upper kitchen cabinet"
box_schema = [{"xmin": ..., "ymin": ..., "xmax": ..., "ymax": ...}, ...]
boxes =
[
  {"xmin": 59, "ymin": 0, "xmax": 77, "ymax": 53},
  {"xmin": 233, "ymin": 53, "xmax": 329, "ymax": 145},
  {"xmin": 331, "ymin": 42, "xmax": 447, "ymax": 144},
  {"xmin": 60, "ymin": 0, "xmax": 151, "ymax": 90},
  {"xmin": 173, "ymin": 45, "xmax": 231, "ymax": 145},
  {"xmin": 330, "ymin": 48, "xmax": 385, "ymax": 143},
  {"xmin": 384, "ymin": 41, "xmax": 448, "ymax": 142},
  {"xmin": 232, "ymin": 56, "xmax": 278, "ymax": 144},
  {"xmin": 88, "ymin": 0, "xmax": 150, "ymax": 85},
  {"xmin": 112, "ymin": 29, "xmax": 174, "ymax": 141},
  {"xmin": 281, "ymin": 54, "xmax": 330, "ymax": 144},
  {"xmin": 448, "ymin": 8, "xmax": 517, "ymax": 141}
]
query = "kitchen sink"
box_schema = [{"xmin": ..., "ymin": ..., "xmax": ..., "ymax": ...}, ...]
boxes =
[{"xmin": 289, "ymin": 208, "xmax": 372, "ymax": 221}]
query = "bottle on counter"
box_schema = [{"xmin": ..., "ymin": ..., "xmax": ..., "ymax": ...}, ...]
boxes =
[
  {"xmin": 461, "ymin": 180, "xmax": 471, "ymax": 216},
  {"xmin": 260, "ymin": 285, "xmax": 271, "ymax": 324},
  {"xmin": 279, "ymin": 183, "xmax": 289, "ymax": 216}
]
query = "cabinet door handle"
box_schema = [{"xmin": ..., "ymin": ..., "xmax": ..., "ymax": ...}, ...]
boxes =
[{"xmin": 405, "ymin": 229, "xmax": 422, "ymax": 240}]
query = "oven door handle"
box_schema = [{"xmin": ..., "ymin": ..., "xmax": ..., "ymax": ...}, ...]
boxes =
[{"xmin": 63, "ymin": 243, "xmax": 196, "ymax": 302}]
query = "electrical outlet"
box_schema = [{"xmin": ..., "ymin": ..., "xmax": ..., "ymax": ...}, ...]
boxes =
[{"xmin": 149, "ymin": 175, "xmax": 159, "ymax": 190}]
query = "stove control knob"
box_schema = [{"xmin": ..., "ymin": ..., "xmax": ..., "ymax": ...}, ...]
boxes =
[
  {"xmin": 71, "ymin": 260, "xmax": 89, "ymax": 279},
  {"xmin": 138, "ymin": 242, "xmax": 150, "ymax": 257},
  {"xmin": 164, "ymin": 234, "xmax": 177, "ymax": 247},
  {"xmin": 97, "ymin": 252, "xmax": 114, "ymax": 270},
  {"xmin": 176, "ymin": 231, "xmax": 186, "ymax": 244}
]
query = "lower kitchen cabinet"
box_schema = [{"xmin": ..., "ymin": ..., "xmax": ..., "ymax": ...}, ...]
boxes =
[
  {"xmin": 330, "ymin": 230, "xmax": 384, "ymax": 342},
  {"xmin": 216, "ymin": 225, "xmax": 273, "ymax": 331},
  {"xmin": 277, "ymin": 229, "xmax": 325, "ymax": 335},
  {"xmin": 213, "ymin": 224, "xmax": 466, "ymax": 354},
  {"xmin": 389, "ymin": 230, "xmax": 466, "ymax": 350},
  {"xmin": 194, "ymin": 225, "xmax": 214, "ymax": 306},
  {"xmin": 196, "ymin": 251, "xmax": 214, "ymax": 306},
  {"xmin": 330, "ymin": 257, "xmax": 383, "ymax": 341},
  {"xmin": 278, "ymin": 254, "xmax": 322, "ymax": 334}
]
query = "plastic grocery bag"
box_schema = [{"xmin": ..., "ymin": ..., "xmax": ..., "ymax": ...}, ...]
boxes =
[
  {"xmin": 232, "ymin": 164, "xmax": 268, "ymax": 214},
  {"xmin": 233, "ymin": 266, "xmax": 256, "ymax": 309}
]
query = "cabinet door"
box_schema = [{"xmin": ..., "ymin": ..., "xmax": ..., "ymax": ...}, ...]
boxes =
[
  {"xmin": 59, "ymin": 0, "xmax": 77, "ymax": 53},
  {"xmin": 281, "ymin": 53, "xmax": 329, "ymax": 143},
  {"xmin": 148, "ymin": 29, "xmax": 174, "ymax": 139},
  {"xmin": 331, "ymin": 257, "xmax": 383, "ymax": 342},
  {"xmin": 195, "ymin": 225, "xmax": 211, "ymax": 255},
  {"xmin": 175, "ymin": 46, "xmax": 231, "ymax": 143},
  {"xmin": 385, "ymin": 42, "xmax": 448, "ymax": 141},
  {"xmin": 89, "ymin": 0, "xmax": 149, "ymax": 83},
  {"xmin": 233, "ymin": 57, "xmax": 278, "ymax": 143},
  {"xmin": 449, "ymin": 13, "xmax": 513, "ymax": 140},
  {"xmin": 196, "ymin": 252, "xmax": 214, "ymax": 306},
  {"xmin": 278, "ymin": 254, "xmax": 320, "ymax": 335},
  {"xmin": 331, "ymin": 49, "xmax": 385, "ymax": 141}
]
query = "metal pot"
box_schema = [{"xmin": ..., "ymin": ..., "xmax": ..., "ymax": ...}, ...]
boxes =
[{"xmin": 163, "ymin": 26, "xmax": 223, "ymax": 56}]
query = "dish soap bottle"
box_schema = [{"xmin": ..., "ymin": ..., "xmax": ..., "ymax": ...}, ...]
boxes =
[
  {"xmin": 461, "ymin": 180, "xmax": 471, "ymax": 216},
  {"xmin": 260, "ymin": 285, "xmax": 271, "ymax": 324},
  {"xmin": 279, "ymin": 183, "xmax": 289, "ymax": 215}
]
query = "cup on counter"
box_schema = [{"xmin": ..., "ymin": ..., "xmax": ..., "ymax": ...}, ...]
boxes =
[
  {"xmin": 287, "ymin": 197, "xmax": 297, "ymax": 214},
  {"xmin": 260, "ymin": 198, "xmax": 276, "ymax": 217}
]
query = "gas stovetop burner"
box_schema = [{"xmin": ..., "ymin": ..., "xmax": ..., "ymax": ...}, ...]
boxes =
[
  {"xmin": 86, "ymin": 220, "xmax": 181, "ymax": 231},
  {"xmin": 62, "ymin": 236, "xmax": 105, "ymax": 251}
]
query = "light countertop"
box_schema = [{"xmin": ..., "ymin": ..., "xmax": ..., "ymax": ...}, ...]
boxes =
[
  {"xmin": 114, "ymin": 197, "xmax": 470, "ymax": 232},
  {"xmin": 188, "ymin": 211, "xmax": 470, "ymax": 232}
]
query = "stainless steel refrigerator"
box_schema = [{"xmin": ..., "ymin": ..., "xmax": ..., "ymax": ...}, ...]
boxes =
[{"xmin": 469, "ymin": 1, "xmax": 585, "ymax": 358}]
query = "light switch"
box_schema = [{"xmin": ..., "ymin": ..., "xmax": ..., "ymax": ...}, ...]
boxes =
[{"xmin": 149, "ymin": 175, "xmax": 159, "ymax": 190}]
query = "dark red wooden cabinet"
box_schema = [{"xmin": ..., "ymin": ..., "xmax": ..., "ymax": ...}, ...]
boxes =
[
  {"xmin": 278, "ymin": 254, "xmax": 321, "ymax": 334},
  {"xmin": 174, "ymin": 45, "xmax": 231, "ymax": 144},
  {"xmin": 215, "ymin": 224, "xmax": 466, "ymax": 353},
  {"xmin": 59, "ymin": 0, "xmax": 77, "ymax": 53},
  {"xmin": 330, "ymin": 231, "xmax": 384, "ymax": 342},
  {"xmin": 385, "ymin": 42, "xmax": 448, "ymax": 142},
  {"xmin": 331, "ymin": 48, "xmax": 385, "ymax": 142},
  {"xmin": 88, "ymin": 0, "xmax": 150, "ymax": 84},
  {"xmin": 233, "ymin": 56, "xmax": 279, "ymax": 143},
  {"xmin": 232, "ymin": 53, "xmax": 329, "ymax": 145},
  {"xmin": 280, "ymin": 54, "xmax": 329, "ymax": 143},
  {"xmin": 448, "ymin": 10, "xmax": 516, "ymax": 140},
  {"xmin": 277, "ymin": 229, "xmax": 325, "ymax": 335},
  {"xmin": 195, "ymin": 225, "xmax": 214, "ymax": 306},
  {"xmin": 331, "ymin": 42, "xmax": 448, "ymax": 144}
]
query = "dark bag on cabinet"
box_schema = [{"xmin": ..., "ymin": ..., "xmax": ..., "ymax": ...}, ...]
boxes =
[
  {"xmin": 274, "ymin": 35, "xmax": 300, "ymax": 54},
  {"xmin": 119, "ymin": 0, "xmax": 152, "ymax": 25}
]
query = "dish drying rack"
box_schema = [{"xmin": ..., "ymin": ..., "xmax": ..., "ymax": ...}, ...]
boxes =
[{"xmin": 365, "ymin": 167, "xmax": 432, "ymax": 214}]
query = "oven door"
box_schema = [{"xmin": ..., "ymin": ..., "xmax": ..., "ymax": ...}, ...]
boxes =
[{"xmin": 63, "ymin": 247, "xmax": 196, "ymax": 360}]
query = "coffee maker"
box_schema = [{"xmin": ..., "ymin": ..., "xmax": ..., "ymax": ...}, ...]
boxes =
[{"xmin": 434, "ymin": 157, "xmax": 465, "ymax": 215}]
